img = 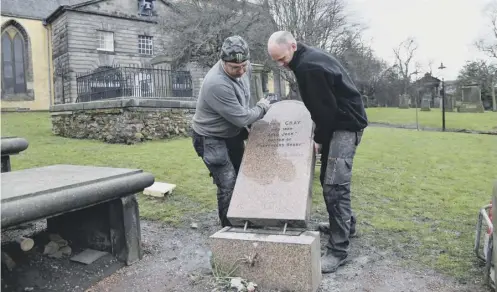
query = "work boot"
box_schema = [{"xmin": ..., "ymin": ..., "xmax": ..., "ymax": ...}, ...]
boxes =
[
  {"xmin": 317, "ymin": 222, "xmax": 357, "ymax": 238},
  {"xmin": 321, "ymin": 250, "xmax": 348, "ymax": 273}
]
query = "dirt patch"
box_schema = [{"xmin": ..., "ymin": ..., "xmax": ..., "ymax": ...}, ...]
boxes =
[
  {"xmin": 89, "ymin": 217, "xmax": 488, "ymax": 292},
  {"xmin": 1, "ymin": 221, "xmax": 123, "ymax": 292},
  {"xmin": 1, "ymin": 215, "xmax": 490, "ymax": 292}
]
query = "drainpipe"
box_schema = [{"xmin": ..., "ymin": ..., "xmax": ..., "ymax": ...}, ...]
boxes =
[{"xmin": 42, "ymin": 19, "xmax": 53, "ymax": 108}]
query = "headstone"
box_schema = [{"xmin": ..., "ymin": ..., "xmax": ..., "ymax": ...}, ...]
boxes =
[
  {"xmin": 398, "ymin": 94, "xmax": 410, "ymax": 109},
  {"xmin": 421, "ymin": 94, "xmax": 431, "ymax": 111},
  {"xmin": 433, "ymin": 97, "xmax": 441, "ymax": 108},
  {"xmin": 443, "ymin": 95, "xmax": 454, "ymax": 112},
  {"xmin": 209, "ymin": 100, "xmax": 322, "ymax": 292},
  {"xmin": 226, "ymin": 100, "xmax": 315, "ymax": 228},
  {"xmin": 459, "ymin": 86, "xmax": 485, "ymax": 113}
]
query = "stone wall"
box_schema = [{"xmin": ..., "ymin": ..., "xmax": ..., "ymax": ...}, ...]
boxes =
[{"xmin": 50, "ymin": 99, "xmax": 196, "ymax": 144}]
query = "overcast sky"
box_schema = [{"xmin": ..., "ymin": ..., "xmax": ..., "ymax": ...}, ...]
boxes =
[{"xmin": 345, "ymin": 0, "xmax": 495, "ymax": 80}]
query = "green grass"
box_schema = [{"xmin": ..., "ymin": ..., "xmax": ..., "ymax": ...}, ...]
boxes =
[
  {"xmin": 366, "ymin": 107, "xmax": 497, "ymax": 132},
  {"xmin": 2, "ymin": 111, "xmax": 497, "ymax": 280},
  {"xmin": 1, "ymin": 112, "xmax": 217, "ymax": 225}
]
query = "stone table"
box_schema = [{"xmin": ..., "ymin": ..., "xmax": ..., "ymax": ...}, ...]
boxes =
[
  {"xmin": 1, "ymin": 164, "xmax": 155, "ymax": 265},
  {"xmin": 1, "ymin": 136, "xmax": 29, "ymax": 172}
]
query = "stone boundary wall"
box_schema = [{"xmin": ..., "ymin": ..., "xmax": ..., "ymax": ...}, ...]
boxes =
[{"xmin": 50, "ymin": 98, "xmax": 196, "ymax": 144}]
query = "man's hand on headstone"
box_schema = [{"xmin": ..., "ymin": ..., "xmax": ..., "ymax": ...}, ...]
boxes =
[{"xmin": 256, "ymin": 97, "xmax": 271, "ymax": 113}]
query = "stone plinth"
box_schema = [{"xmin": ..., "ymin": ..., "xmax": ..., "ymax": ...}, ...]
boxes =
[
  {"xmin": 227, "ymin": 100, "xmax": 315, "ymax": 228},
  {"xmin": 1, "ymin": 136, "xmax": 29, "ymax": 173},
  {"xmin": 50, "ymin": 98, "xmax": 197, "ymax": 144},
  {"xmin": 209, "ymin": 227, "xmax": 321, "ymax": 292}
]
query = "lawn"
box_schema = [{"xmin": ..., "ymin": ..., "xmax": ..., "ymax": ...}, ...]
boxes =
[
  {"xmin": 366, "ymin": 107, "xmax": 497, "ymax": 132},
  {"xmin": 2, "ymin": 112, "xmax": 497, "ymax": 281}
]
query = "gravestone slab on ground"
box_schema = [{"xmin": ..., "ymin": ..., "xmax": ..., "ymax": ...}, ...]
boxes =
[
  {"xmin": 1, "ymin": 164, "xmax": 154, "ymax": 265},
  {"xmin": 226, "ymin": 100, "xmax": 315, "ymax": 228},
  {"xmin": 143, "ymin": 181, "xmax": 176, "ymax": 197}
]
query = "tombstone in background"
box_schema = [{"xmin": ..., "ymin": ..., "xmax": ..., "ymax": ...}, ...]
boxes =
[
  {"xmin": 398, "ymin": 94, "xmax": 410, "ymax": 109},
  {"xmin": 444, "ymin": 95, "xmax": 455, "ymax": 112},
  {"xmin": 249, "ymin": 63, "xmax": 265, "ymax": 107},
  {"xmin": 209, "ymin": 100, "xmax": 321, "ymax": 292},
  {"xmin": 433, "ymin": 97, "xmax": 441, "ymax": 108},
  {"xmin": 458, "ymin": 85, "xmax": 485, "ymax": 113},
  {"xmin": 421, "ymin": 93, "xmax": 431, "ymax": 111}
]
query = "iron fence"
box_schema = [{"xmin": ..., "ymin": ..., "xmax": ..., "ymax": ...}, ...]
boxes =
[{"xmin": 76, "ymin": 65, "xmax": 193, "ymax": 102}]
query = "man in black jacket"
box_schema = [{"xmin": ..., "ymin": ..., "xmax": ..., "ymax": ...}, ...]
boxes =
[{"xmin": 267, "ymin": 31, "xmax": 368, "ymax": 273}]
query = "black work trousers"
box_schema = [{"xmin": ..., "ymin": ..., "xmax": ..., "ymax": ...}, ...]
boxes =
[{"xmin": 192, "ymin": 130, "xmax": 246, "ymax": 227}]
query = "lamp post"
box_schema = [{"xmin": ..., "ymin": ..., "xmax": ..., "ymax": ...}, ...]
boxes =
[
  {"xmin": 412, "ymin": 70, "xmax": 420, "ymax": 130},
  {"xmin": 438, "ymin": 62, "xmax": 446, "ymax": 131}
]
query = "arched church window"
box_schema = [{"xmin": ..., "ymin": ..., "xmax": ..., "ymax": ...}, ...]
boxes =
[{"xmin": 2, "ymin": 26, "xmax": 27, "ymax": 94}]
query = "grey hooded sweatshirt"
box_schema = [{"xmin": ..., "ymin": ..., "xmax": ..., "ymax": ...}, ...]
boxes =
[{"xmin": 192, "ymin": 60, "xmax": 266, "ymax": 138}]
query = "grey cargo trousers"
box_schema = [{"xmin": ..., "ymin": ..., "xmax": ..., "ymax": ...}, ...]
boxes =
[
  {"xmin": 192, "ymin": 130, "xmax": 245, "ymax": 227},
  {"xmin": 319, "ymin": 130, "xmax": 363, "ymax": 257}
]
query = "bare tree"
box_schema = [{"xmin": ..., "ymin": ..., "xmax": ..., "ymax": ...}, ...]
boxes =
[
  {"xmin": 161, "ymin": 0, "xmax": 268, "ymax": 68},
  {"xmin": 393, "ymin": 37, "xmax": 419, "ymax": 95},
  {"xmin": 476, "ymin": 1, "xmax": 497, "ymax": 59},
  {"xmin": 260, "ymin": 0, "xmax": 363, "ymax": 99},
  {"xmin": 340, "ymin": 40, "xmax": 388, "ymax": 98}
]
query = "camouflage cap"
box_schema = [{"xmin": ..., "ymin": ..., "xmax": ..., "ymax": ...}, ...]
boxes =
[{"xmin": 219, "ymin": 35, "xmax": 250, "ymax": 63}]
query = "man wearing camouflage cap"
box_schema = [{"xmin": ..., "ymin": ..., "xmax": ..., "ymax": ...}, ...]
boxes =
[{"xmin": 191, "ymin": 35, "xmax": 271, "ymax": 227}]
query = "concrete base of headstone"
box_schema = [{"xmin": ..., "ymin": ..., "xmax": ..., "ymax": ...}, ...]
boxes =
[{"xmin": 209, "ymin": 227, "xmax": 322, "ymax": 292}]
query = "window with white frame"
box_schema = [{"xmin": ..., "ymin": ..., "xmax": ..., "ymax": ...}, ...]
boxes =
[
  {"xmin": 138, "ymin": 35, "xmax": 153, "ymax": 55},
  {"xmin": 97, "ymin": 30, "xmax": 114, "ymax": 51}
]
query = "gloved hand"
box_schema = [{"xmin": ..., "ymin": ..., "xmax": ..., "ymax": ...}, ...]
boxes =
[{"xmin": 256, "ymin": 97, "xmax": 271, "ymax": 113}]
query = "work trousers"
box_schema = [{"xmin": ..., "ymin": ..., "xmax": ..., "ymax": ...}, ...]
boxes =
[
  {"xmin": 192, "ymin": 130, "xmax": 245, "ymax": 227},
  {"xmin": 319, "ymin": 130, "xmax": 363, "ymax": 257}
]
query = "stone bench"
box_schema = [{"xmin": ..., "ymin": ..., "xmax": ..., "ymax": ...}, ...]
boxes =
[
  {"xmin": 1, "ymin": 164, "xmax": 154, "ymax": 265},
  {"xmin": 1, "ymin": 137, "xmax": 29, "ymax": 173}
]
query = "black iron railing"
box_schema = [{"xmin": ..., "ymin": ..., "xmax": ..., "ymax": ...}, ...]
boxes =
[{"xmin": 76, "ymin": 65, "xmax": 193, "ymax": 102}]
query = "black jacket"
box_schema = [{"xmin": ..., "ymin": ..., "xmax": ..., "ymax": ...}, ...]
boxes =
[{"xmin": 288, "ymin": 42, "xmax": 368, "ymax": 144}]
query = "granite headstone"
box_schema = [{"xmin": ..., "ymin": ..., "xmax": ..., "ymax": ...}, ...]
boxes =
[
  {"xmin": 459, "ymin": 86, "xmax": 484, "ymax": 113},
  {"xmin": 227, "ymin": 100, "xmax": 315, "ymax": 228},
  {"xmin": 421, "ymin": 94, "xmax": 431, "ymax": 111}
]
